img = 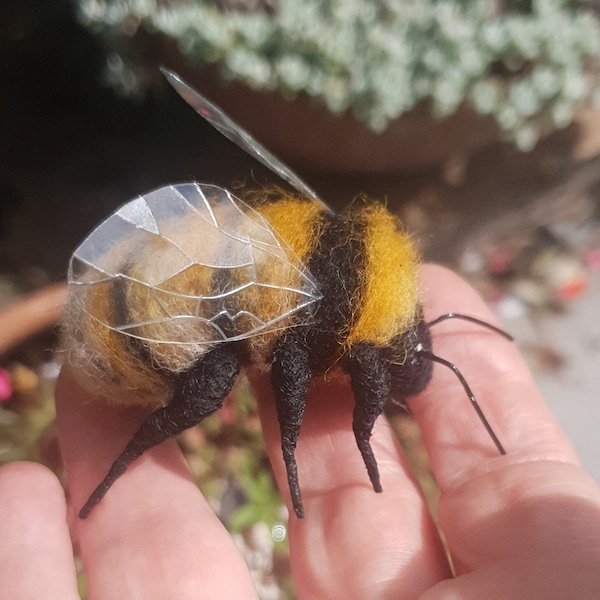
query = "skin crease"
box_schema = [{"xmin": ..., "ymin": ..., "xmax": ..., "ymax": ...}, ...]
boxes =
[{"xmin": 1, "ymin": 264, "xmax": 600, "ymax": 599}]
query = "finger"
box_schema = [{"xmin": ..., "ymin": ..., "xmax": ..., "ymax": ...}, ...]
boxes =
[
  {"xmin": 56, "ymin": 370, "xmax": 257, "ymax": 600},
  {"xmin": 252, "ymin": 377, "xmax": 451, "ymax": 600},
  {"xmin": 412, "ymin": 263, "xmax": 578, "ymax": 488},
  {"xmin": 0, "ymin": 462, "xmax": 79, "ymax": 600},
  {"xmin": 420, "ymin": 461, "xmax": 600, "ymax": 599},
  {"xmin": 410, "ymin": 264, "xmax": 587, "ymax": 576}
]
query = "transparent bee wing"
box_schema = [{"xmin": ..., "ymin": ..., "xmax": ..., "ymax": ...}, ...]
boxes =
[
  {"xmin": 161, "ymin": 68, "xmax": 330, "ymax": 213},
  {"xmin": 69, "ymin": 183, "xmax": 322, "ymax": 344}
]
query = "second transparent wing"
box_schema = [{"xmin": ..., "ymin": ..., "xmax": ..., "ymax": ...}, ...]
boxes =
[{"xmin": 161, "ymin": 68, "xmax": 330, "ymax": 212}]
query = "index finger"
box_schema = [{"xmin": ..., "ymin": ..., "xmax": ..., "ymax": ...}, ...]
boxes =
[
  {"xmin": 411, "ymin": 269, "xmax": 600, "ymax": 588},
  {"xmin": 411, "ymin": 264, "xmax": 579, "ymax": 488}
]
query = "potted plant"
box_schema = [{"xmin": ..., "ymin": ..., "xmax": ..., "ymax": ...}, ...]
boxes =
[{"xmin": 77, "ymin": 0, "xmax": 600, "ymax": 171}]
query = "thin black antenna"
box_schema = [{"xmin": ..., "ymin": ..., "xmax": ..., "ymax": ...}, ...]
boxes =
[
  {"xmin": 427, "ymin": 313, "xmax": 513, "ymax": 341},
  {"xmin": 417, "ymin": 350, "xmax": 507, "ymax": 455}
]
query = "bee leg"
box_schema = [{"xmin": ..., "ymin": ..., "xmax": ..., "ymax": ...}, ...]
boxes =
[
  {"xmin": 79, "ymin": 343, "xmax": 240, "ymax": 519},
  {"xmin": 345, "ymin": 342, "xmax": 391, "ymax": 494},
  {"xmin": 271, "ymin": 334, "xmax": 311, "ymax": 519}
]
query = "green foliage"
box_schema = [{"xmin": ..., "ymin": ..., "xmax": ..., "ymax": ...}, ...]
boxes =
[
  {"xmin": 78, "ymin": 0, "xmax": 600, "ymax": 149},
  {"xmin": 0, "ymin": 367, "xmax": 56, "ymax": 466},
  {"xmin": 228, "ymin": 469, "xmax": 283, "ymax": 532}
]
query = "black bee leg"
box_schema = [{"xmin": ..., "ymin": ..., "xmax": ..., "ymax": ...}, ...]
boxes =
[
  {"xmin": 79, "ymin": 344, "xmax": 241, "ymax": 518},
  {"xmin": 345, "ymin": 342, "xmax": 391, "ymax": 494},
  {"xmin": 271, "ymin": 334, "xmax": 311, "ymax": 518}
]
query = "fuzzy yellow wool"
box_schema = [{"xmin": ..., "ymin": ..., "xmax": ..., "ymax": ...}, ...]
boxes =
[
  {"xmin": 347, "ymin": 204, "xmax": 419, "ymax": 346},
  {"xmin": 255, "ymin": 195, "xmax": 325, "ymax": 260}
]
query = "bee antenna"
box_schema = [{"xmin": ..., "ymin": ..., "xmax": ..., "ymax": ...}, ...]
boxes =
[
  {"xmin": 416, "ymin": 349, "xmax": 507, "ymax": 455},
  {"xmin": 427, "ymin": 313, "xmax": 513, "ymax": 342}
]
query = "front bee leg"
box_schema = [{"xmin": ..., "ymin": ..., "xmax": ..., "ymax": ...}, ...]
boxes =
[
  {"xmin": 79, "ymin": 343, "xmax": 241, "ymax": 518},
  {"xmin": 271, "ymin": 333, "xmax": 311, "ymax": 518},
  {"xmin": 344, "ymin": 342, "xmax": 392, "ymax": 494}
]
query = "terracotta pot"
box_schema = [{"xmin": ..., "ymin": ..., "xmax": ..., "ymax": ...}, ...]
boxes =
[{"xmin": 0, "ymin": 283, "xmax": 67, "ymax": 356}]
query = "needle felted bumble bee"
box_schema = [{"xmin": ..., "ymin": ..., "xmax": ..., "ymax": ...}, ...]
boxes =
[{"xmin": 64, "ymin": 69, "xmax": 510, "ymax": 520}]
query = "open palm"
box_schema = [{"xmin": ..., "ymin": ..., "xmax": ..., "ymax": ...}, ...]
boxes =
[{"xmin": 2, "ymin": 265, "xmax": 599, "ymax": 600}]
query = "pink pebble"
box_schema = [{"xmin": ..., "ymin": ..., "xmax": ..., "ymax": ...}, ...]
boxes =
[{"xmin": 0, "ymin": 369, "xmax": 12, "ymax": 401}]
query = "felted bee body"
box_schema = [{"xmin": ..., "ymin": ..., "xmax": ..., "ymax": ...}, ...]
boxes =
[
  {"xmin": 66, "ymin": 69, "xmax": 505, "ymax": 520},
  {"xmin": 66, "ymin": 180, "xmax": 434, "ymax": 518},
  {"xmin": 64, "ymin": 183, "xmax": 323, "ymax": 409}
]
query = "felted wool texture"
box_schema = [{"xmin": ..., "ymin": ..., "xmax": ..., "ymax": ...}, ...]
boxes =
[
  {"xmin": 62, "ymin": 279, "xmax": 173, "ymax": 408},
  {"xmin": 251, "ymin": 191, "xmax": 326, "ymax": 261},
  {"xmin": 244, "ymin": 192, "xmax": 327, "ymax": 360},
  {"xmin": 303, "ymin": 208, "xmax": 367, "ymax": 371},
  {"xmin": 243, "ymin": 194, "xmax": 323, "ymax": 326},
  {"xmin": 346, "ymin": 203, "xmax": 419, "ymax": 347}
]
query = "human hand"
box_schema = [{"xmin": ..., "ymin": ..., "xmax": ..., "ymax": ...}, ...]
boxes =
[{"xmin": 2, "ymin": 264, "xmax": 599, "ymax": 599}]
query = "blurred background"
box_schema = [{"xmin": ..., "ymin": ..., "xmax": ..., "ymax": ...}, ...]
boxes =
[{"xmin": 2, "ymin": 1, "xmax": 600, "ymax": 597}]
